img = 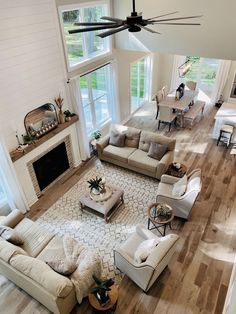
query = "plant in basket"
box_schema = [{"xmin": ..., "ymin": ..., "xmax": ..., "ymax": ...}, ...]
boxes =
[{"xmin": 90, "ymin": 275, "xmax": 114, "ymax": 306}]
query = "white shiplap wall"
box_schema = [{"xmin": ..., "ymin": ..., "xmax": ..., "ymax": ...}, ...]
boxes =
[{"xmin": 0, "ymin": 0, "xmax": 67, "ymax": 150}]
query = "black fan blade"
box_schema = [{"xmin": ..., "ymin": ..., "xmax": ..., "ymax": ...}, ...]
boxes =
[
  {"xmin": 74, "ymin": 22, "xmax": 119, "ymax": 26},
  {"xmin": 137, "ymin": 25, "xmax": 161, "ymax": 34},
  {"xmin": 147, "ymin": 11, "xmax": 179, "ymax": 20},
  {"xmin": 97, "ymin": 25, "xmax": 130, "ymax": 38},
  {"xmin": 149, "ymin": 15, "xmax": 203, "ymax": 23},
  {"xmin": 101, "ymin": 16, "xmax": 124, "ymax": 23},
  {"xmin": 153, "ymin": 22, "xmax": 201, "ymax": 25},
  {"xmin": 68, "ymin": 24, "xmax": 121, "ymax": 34}
]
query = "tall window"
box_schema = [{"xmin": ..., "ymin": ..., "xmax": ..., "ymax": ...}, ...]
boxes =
[
  {"xmin": 184, "ymin": 56, "xmax": 219, "ymax": 97},
  {"xmin": 59, "ymin": 1, "xmax": 110, "ymax": 70},
  {"xmin": 130, "ymin": 56, "xmax": 151, "ymax": 113},
  {"xmin": 80, "ymin": 64, "xmax": 114, "ymax": 135}
]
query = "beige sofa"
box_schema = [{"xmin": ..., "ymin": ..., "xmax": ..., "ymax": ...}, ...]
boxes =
[
  {"xmin": 96, "ymin": 124, "xmax": 176, "ymax": 180},
  {"xmin": 0, "ymin": 210, "xmax": 101, "ymax": 314}
]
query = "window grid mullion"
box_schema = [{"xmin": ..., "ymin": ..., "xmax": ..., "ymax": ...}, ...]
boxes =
[{"xmin": 88, "ymin": 75, "xmax": 96, "ymax": 129}]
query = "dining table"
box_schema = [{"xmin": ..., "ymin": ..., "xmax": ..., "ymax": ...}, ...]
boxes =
[{"xmin": 159, "ymin": 89, "xmax": 198, "ymax": 127}]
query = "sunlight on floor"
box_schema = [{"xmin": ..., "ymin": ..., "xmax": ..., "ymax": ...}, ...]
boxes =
[
  {"xmin": 134, "ymin": 109, "xmax": 153, "ymax": 117},
  {"xmin": 176, "ymin": 142, "xmax": 209, "ymax": 154},
  {"xmin": 200, "ymin": 242, "xmax": 235, "ymax": 263}
]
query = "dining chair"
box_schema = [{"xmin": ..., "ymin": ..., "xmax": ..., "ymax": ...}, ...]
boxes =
[
  {"xmin": 161, "ymin": 85, "xmax": 168, "ymax": 98},
  {"xmin": 158, "ymin": 106, "xmax": 177, "ymax": 131},
  {"xmin": 186, "ymin": 81, "xmax": 197, "ymax": 91}
]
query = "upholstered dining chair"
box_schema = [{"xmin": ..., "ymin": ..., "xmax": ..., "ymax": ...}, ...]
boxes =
[
  {"xmin": 161, "ymin": 85, "xmax": 168, "ymax": 98},
  {"xmin": 156, "ymin": 169, "xmax": 202, "ymax": 219},
  {"xmin": 114, "ymin": 224, "xmax": 179, "ymax": 292},
  {"xmin": 186, "ymin": 81, "xmax": 197, "ymax": 91},
  {"xmin": 158, "ymin": 106, "xmax": 177, "ymax": 131},
  {"xmin": 155, "ymin": 90, "xmax": 163, "ymax": 119}
]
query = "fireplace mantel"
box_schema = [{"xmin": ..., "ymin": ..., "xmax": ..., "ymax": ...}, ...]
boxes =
[
  {"xmin": 12, "ymin": 116, "xmax": 81, "ymax": 206},
  {"xmin": 10, "ymin": 115, "xmax": 78, "ymax": 162}
]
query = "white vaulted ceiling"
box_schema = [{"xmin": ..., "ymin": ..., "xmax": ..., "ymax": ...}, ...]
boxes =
[{"xmin": 113, "ymin": 0, "xmax": 236, "ymax": 60}]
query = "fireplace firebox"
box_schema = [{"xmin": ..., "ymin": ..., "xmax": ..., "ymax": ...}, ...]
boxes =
[
  {"xmin": 33, "ymin": 142, "xmax": 69, "ymax": 191},
  {"xmin": 27, "ymin": 135, "xmax": 74, "ymax": 197}
]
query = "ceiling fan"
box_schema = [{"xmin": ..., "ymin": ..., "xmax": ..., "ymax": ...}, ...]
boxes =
[{"xmin": 68, "ymin": 0, "xmax": 203, "ymax": 38}]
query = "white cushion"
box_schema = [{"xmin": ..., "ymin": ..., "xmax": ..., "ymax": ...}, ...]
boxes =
[
  {"xmin": 172, "ymin": 175, "xmax": 187, "ymax": 197},
  {"xmin": 134, "ymin": 238, "xmax": 159, "ymax": 264}
]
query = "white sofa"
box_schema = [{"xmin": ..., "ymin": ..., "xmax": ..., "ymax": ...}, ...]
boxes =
[
  {"xmin": 0, "ymin": 210, "xmax": 101, "ymax": 314},
  {"xmin": 96, "ymin": 124, "xmax": 176, "ymax": 180},
  {"xmin": 156, "ymin": 169, "xmax": 202, "ymax": 219},
  {"xmin": 114, "ymin": 225, "xmax": 179, "ymax": 292}
]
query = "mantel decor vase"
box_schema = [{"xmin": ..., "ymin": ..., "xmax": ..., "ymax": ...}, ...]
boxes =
[{"xmin": 59, "ymin": 111, "xmax": 65, "ymax": 124}]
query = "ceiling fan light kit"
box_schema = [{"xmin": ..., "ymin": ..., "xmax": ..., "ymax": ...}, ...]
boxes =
[{"xmin": 68, "ymin": 0, "xmax": 202, "ymax": 38}]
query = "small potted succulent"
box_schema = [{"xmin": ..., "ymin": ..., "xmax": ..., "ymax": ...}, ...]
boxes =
[
  {"xmin": 91, "ymin": 130, "xmax": 101, "ymax": 141},
  {"xmin": 64, "ymin": 110, "xmax": 76, "ymax": 122},
  {"xmin": 90, "ymin": 275, "xmax": 114, "ymax": 306},
  {"xmin": 87, "ymin": 176, "xmax": 103, "ymax": 195}
]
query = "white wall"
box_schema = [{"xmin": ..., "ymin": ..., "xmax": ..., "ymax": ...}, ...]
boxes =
[
  {"xmin": 0, "ymin": 0, "xmax": 69, "ymax": 151},
  {"xmin": 113, "ymin": 0, "xmax": 236, "ymax": 61},
  {"xmin": 223, "ymin": 61, "xmax": 236, "ymax": 102},
  {"xmin": 113, "ymin": 49, "xmax": 152, "ymax": 121}
]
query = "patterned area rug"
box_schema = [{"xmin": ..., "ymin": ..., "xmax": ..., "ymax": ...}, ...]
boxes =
[{"xmin": 37, "ymin": 161, "xmax": 159, "ymax": 283}]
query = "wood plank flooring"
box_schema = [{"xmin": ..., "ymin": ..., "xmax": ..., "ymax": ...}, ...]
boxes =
[{"xmin": 1, "ymin": 101, "xmax": 236, "ymax": 314}]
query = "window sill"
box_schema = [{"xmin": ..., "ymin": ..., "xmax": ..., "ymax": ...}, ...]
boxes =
[{"xmin": 68, "ymin": 50, "xmax": 112, "ymax": 73}]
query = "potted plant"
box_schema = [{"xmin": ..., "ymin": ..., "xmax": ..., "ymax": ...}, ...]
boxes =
[
  {"xmin": 87, "ymin": 176, "xmax": 103, "ymax": 195},
  {"xmin": 91, "ymin": 130, "xmax": 101, "ymax": 141},
  {"xmin": 64, "ymin": 110, "xmax": 76, "ymax": 122},
  {"xmin": 90, "ymin": 275, "xmax": 114, "ymax": 306},
  {"xmin": 54, "ymin": 94, "xmax": 65, "ymax": 124}
]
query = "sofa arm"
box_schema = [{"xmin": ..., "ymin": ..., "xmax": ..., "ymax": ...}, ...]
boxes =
[
  {"xmin": 0, "ymin": 209, "xmax": 24, "ymax": 228},
  {"xmin": 96, "ymin": 135, "xmax": 109, "ymax": 158},
  {"xmin": 156, "ymin": 151, "xmax": 174, "ymax": 180},
  {"xmin": 146, "ymin": 234, "xmax": 179, "ymax": 269}
]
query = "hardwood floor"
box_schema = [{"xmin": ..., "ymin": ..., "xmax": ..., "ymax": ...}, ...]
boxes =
[{"xmin": 1, "ymin": 101, "xmax": 236, "ymax": 313}]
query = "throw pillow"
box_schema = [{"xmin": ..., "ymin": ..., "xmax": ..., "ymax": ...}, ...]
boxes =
[
  {"xmin": 0, "ymin": 225, "xmax": 24, "ymax": 245},
  {"xmin": 46, "ymin": 258, "xmax": 77, "ymax": 276},
  {"xmin": 172, "ymin": 175, "xmax": 188, "ymax": 197},
  {"xmin": 147, "ymin": 142, "xmax": 168, "ymax": 160},
  {"xmin": 134, "ymin": 238, "xmax": 159, "ymax": 264},
  {"xmin": 109, "ymin": 130, "xmax": 125, "ymax": 147}
]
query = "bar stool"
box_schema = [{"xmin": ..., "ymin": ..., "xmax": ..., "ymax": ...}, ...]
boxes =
[{"xmin": 217, "ymin": 124, "xmax": 234, "ymax": 147}]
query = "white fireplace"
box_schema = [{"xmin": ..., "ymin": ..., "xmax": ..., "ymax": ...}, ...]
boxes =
[{"xmin": 13, "ymin": 124, "xmax": 81, "ymax": 206}]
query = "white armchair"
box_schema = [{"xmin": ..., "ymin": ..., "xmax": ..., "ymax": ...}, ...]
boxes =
[
  {"xmin": 156, "ymin": 169, "xmax": 202, "ymax": 219},
  {"xmin": 114, "ymin": 225, "xmax": 179, "ymax": 292}
]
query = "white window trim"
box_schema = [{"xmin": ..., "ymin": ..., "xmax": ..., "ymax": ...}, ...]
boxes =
[
  {"xmin": 58, "ymin": 0, "xmax": 112, "ymax": 72},
  {"xmin": 80, "ymin": 62, "xmax": 114, "ymax": 135},
  {"xmin": 130, "ymin": 55, "xmax": 152, "ymax": 114}
]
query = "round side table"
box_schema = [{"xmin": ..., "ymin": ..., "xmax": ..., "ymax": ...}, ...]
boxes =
[
  {"xmin": 88, "ymin": 285, "xmax": 119, "ymax": 313},
  {"xmin": 166, "ymin": 163, "xmax": 187, "ymax": 178},
  {"xmin": 147, "ymin": 203, "xmax": 174, "ymax": 236}
]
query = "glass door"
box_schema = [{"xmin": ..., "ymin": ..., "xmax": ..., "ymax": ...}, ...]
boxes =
[{"xmin": 184, "ymin": 56, "xmax": 219, "ymax": 99}]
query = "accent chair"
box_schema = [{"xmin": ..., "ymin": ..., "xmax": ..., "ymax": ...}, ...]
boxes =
[{"xmin": 156, "ymin": 169, "xmax": 202, "ymax": 219}]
